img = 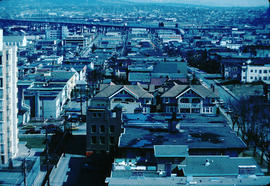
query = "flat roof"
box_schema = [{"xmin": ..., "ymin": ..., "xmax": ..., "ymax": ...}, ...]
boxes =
[
  {"xmin": 154, "ymin": 145, "xmax": 188, "ymax": 158},
  {"xmin": 107, "ymin": 176, "xmax": 270, "ymax": 186},
  {"xmin": 119, "ymin": 124, "xmax": 246, "ymax": 150},
  {"xmin": 181, "ymin": 156, "xmax": 263, "ymax": 177}
]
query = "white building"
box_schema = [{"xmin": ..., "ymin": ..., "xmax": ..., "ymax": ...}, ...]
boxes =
[
  {"xmin": 241, "ymin": 60, "xmax": 270, "ymax": 83},
  {"xmin": 0, "ymin": 29, "xmax": 18, "ymax": 164}
]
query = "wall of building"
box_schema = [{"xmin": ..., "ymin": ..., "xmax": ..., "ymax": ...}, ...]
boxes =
[{"xmin": 242, "ymin": 64, "xmax": 270, "ymax": 83}]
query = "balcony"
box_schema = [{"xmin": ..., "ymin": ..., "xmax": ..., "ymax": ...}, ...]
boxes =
[{"xmin": 178, "ymin": 103, "xmax": 201, "ymax": 108}]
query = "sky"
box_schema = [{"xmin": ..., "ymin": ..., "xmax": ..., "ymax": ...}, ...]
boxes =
[{"xmin": 128, "ymin": 0, "xmax": 269, "ymax": 7}]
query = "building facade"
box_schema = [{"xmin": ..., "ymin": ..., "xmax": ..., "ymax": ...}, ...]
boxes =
[
  {"xmin": 241, "ymin": 61, "xmax": 270, "ymax": 83},
  {"xmin": 86, "ymin": 107, "xmax": 122, "ymax": 154},
  {"xmin": 91, "ymin": 85, "xmax": 154, "ymax": 113},
  {"xmin": 161, "ymin": 85, "xmax": 218, "ymax": 114},
  {"xmin": 0, "ymin": 30, "xmax": 18, "ymax": 164}
]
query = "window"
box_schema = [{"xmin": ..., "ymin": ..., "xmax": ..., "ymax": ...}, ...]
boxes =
[
  {"xmin": 109, "ymin": 125, "xmax": 115, "ymax": 133},
  {"xmin": 264, "ymin": 77, "xmax": 267, "ymax": 80},
  {"xmin": 264, "ymin": 70, "xmax": 267, "ymax": 73},
  {"xmin": 0, "ymin": 112, "xmax": 2, "ymax": 121},
  {"xmin": 192, "ymin": 108, "xmax": 200, "ymax": 113},
  {"xmin": 259, "ymin": 77, "xmax": 262, "ymax": 80},
  {"xmin": 91, "ymin": 136, "xmax": 96, "ymax": 144},
  {"xmin": 180, "ymin": 108, "xmax": 190, "ymax": 113},
  {"xmin": 125, "ymin": 98, "xmax": 134, "ymax": 102},
  {"xmin": 100, "ymin": 125, "xmax": 105, "ymax": 133},
  {"xmin": 114, "ymin": 98, "xmax": 122, "ymax": 102},
  {"xmin": 6, "ymin": 53, "xmax": 8, "ymax": 61},
  {"xmin": 97, "ymin": 113, "xmax": 102, "ymax": 118},
  {"xmin": 165, "ymin": 98, "xmax": 169, "ymax": 103},
  {"xmin": 0, "ymin": 55, "xmax": 2, "ymax": 65},
  {"xmin": 192, "ymin": 98, "xmax": 200, "ymax": 103},
  {"xmin": 250, "ymin": 76, "xmax": 253, "ymax": 79},
  {"xmin": 1, "ymin": 155, "xmax": 4, "ymax": 164},
  {"xmin": 180, "ymin": 98, "xmax": 189, "ymax": 103},
  {"xmin": 255, "ymin": 70, "xmax": 257, "ymax": 73},
  {"xmin": 110, "ymin": 137, "xmax": 115, "ymax": 144},
  {"xmin": 255, "ymin": 77, "xmax": 257, "ymax": 80},
  {"xmin": 100, "ymin": 136, "xmax": 105, "ymax": 144},
  {"xmin": 145, "ymin": 99, "xmax": 150, "ymax": 104},
  {"xmin": 204, "ymin": 107, "xmax": 213, "ymax": 113},
  {"xmin": 0, "ymin": 78, "xmax": 2, "ymax": 87},
  {"xmin": 0, "ymin": 134, "xmax": 3, "ymax": 143},
  {"xmin": 91, "ymin": 125, "xmax": 96, "ymax": 133},
  {"xmin": 259, "ymin": 70, "xmax": 262, "ymax": 74},
  {"xmin": 250, "ymin": 70, "xmax": 253, "ymax": 73},
  {"xmin": 92, "ymin": 113, "xmax": 97, "ymax": 118},
  {"xmin": 242, "ymin": 69, "xmax": 246, "ymax": 72}
]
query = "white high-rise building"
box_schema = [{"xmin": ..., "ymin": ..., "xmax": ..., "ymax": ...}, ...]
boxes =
[{"xmin": 0, "ymin": 29, "xmax": 18, "ymax": 164}]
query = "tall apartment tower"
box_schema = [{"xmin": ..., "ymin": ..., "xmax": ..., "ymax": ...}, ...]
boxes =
[{"xmin": 0, "ymin": 29, "xmax": 18, "ymax": 164}]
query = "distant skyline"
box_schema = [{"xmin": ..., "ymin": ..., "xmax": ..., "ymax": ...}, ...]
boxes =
[{"xmin": 126, "ymin": 0, "xmax": 269, "ymax": 7}]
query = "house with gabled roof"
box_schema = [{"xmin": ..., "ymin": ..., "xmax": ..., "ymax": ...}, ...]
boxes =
[
  {"xmin": 161, "ymin": 85, "xmax": 219, "ymax": 114},
  {"xmin": 91, "ymin": 84, "xmax": 154, "ymax": 113}
]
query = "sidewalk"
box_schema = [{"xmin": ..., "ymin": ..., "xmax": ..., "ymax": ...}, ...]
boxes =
[{"xmin": 49, "ymin": 154, "xmax": 71, "ymax": 186}]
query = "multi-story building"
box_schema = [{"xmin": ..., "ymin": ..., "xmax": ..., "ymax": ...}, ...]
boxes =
[
  {"xmin": 161, "ymin": 85, "xmax": 219, "ymax": 114},
  {"xmin": 86, "ymin": 106, "xmax": 122, "ymax": 154},
  {"xmin": 241, "ymin": 60, "xmax": 270, "ymax": 83},
  {"xmin": 91, "ymin": 84, "xmax": 154, "ymax": 113},
  {"xmin": 0, "ymin": 29, "xmax": 18, "ymax": 164}
]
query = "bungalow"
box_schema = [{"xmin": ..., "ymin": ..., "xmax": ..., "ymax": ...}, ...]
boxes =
[
  {"xmin": 91, "ymin": 85, "xmax": 153, "ymax": 113},
  {"xmin": 161, "ymin": 85, "xmax": 219, "ymax": 114}
]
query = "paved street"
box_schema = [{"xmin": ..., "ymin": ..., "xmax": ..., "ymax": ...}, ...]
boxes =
[{"xmin": 188, "ymin": 66, "xmax": 238, "ymax": 104}]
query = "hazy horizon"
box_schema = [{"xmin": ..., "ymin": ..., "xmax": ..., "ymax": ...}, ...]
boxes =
[{"xmin": 126, "ymin": 0, "xmax": 268, "ymax": 7}]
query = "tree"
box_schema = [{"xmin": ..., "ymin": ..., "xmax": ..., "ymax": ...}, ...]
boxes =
[{"xmin": 228, "ymin": 96, "xmax": 270, "ymax": 172}]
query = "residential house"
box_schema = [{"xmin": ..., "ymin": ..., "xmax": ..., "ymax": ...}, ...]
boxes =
[
  {"xmin": 151, "ymin": 58, "xmax": 187, "ymax": 83},
  {"xmin": 91, "ymin": 85, "xmax": 153, "ymax": 113},
  {"xmin": 161, "ymin": 85, "xmax": 219, "ymax": 114}
]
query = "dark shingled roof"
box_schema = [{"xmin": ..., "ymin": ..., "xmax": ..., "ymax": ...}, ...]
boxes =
[
  {"xmin": 94, "ymin": 85, "xmax": 153, "ymax": 99},
  {"xmin": 161, "ymin": 85, "xmax": 218, "ymax": 98}
]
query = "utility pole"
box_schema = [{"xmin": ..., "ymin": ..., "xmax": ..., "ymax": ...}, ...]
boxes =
[
  {"xmin": 22, "ymin": 158, "xmax": 27, "ymax": 186},
  {"xmin": 45, "ymin": 118, "xmax": 50, "ymax": 186}
]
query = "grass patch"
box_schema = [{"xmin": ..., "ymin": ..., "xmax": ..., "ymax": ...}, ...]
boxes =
[{"xmin": 19, "ymin": 136, "xmax": 46, "ymax": 149}]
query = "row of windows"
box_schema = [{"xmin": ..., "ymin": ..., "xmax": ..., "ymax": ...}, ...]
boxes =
[
  {"xmin": 91, "ymin": 136, "xmax": 115, "ymax": 145},
  {"xmin": 166, "ymin": 107, "xmax": 201, "ymax": 113},
  {"xmin": 92, "ymin": 113, "xmax": 102, "ymax": 118},
  {"xmin": 180, "ymin": 108, "xmax": 200, "ymax": 113},
  {"xmin": 90, "ymin": 125, "xmax": 115, "ymax": 133},
  {"xmin": 113, "ymin": 98, "xmax": 135, "ymax": 103},
  {"xmin": 243, "ymin": 76, "xmax": 270, "ymax": 81},
  {"xmin": 165, "ymin": 97, "xmax": 201, "ymax": 103},
  {"xmin": 249, "ymin": 69, "xmax": 270, "ymax": 74},
  {"xmin": 179, "ymin": 98, "xmax": 201, "ymax": 103}
]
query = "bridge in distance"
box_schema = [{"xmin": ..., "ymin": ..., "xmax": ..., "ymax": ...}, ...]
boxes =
[{"xmin": 0, "ymin": 17, "xmax": 183, "ymax": 33}]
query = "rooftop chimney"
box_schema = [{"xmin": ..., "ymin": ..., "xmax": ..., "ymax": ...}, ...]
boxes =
[{"xmin": 168, "ymin": 112, "xmax": 179, "ymax": 133}]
